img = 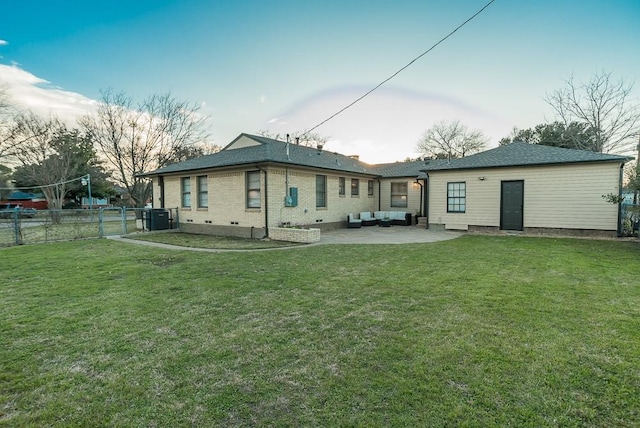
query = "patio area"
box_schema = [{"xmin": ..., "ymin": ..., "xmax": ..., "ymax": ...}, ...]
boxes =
[{"xmin": 320, "ymin": 225, "xmax": 462, "ymax": 244}]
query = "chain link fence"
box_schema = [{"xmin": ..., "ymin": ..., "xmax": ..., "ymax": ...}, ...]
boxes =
[
  {"xmin": 0, "ymin": 207, "xmax": 178, "ymax": 247},
  {"xmin": 621, "ymin": 203, "xmax": 640, "ymax": 237}
]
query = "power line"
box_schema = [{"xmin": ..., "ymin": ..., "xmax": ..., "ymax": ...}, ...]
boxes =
[
  {"xmin": 302, "ymin": 0, "xmax": 496, "ymax": 137},
  {"xmin": 0, "ymin": 174, "xmax": 90, "ymax": 191}
]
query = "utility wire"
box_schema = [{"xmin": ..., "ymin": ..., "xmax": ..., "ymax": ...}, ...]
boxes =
[
  {"xmin": 302, "ymin": 0, "xmax": 496, "ymax": 137},
  {"xmin": 0, "ymin": 174, "xmax": 90, "ymax": 191}
]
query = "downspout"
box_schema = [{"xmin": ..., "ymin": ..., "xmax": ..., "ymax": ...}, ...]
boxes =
[
  {"xmin": 285, "ymin": 135, "xmax": 290, "ymax": 199},
  {"xmin": 159, "ymin": 175, "xmax": 165, "ymax": 209},
  {"xmin": 414, "ymin": 178, "xmax": 423, "ymax": 214},
  {"xmin": 258, "ymin": 167, "xmax": 269, "ymax": 238},
  {"xmin": 414, "ymin": 178, "xmax": 423, "ymax": 226},
  {"xmin": 285, "ymin": 167, "xmax": 289, "ymax": 196},
  {"xmin": 425, "ymin": 173, "xmax": 430, "ymax": 229},
  {"xmin": 377, "ymin": 179, "xmax": 381, "ymax": 211},
  {"xmin": 617, "ymin": 162, "xmax": 624, "ymax": 237}
]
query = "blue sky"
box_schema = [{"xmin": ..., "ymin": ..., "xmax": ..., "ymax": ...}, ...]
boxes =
[{"xmin": 1, "ymin": 0, "xmax": 639, "ymax": 162}]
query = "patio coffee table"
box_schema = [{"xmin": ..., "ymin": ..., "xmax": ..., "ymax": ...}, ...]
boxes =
[{"xmin": 379, "ymin": 219, "xmax": 391, "ymax": 227}]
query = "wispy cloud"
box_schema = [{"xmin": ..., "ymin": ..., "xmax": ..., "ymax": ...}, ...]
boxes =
[
  {"xmin": 267, "ymin": 117, "xmax": 284, "ymax": 124},
  {"xmin": 0, "ymin": 64, "xmax": 96, "ymax": 125},
  {"xmin": 261, "ymin": 85, "xmax": 514, "ymax": 163}
]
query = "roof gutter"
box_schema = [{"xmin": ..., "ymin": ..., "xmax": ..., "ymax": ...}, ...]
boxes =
[
  {"xmin": 414, "ymin": 178, "xmax": 424, "ymax": 219},
  {"xmin": 159, "ymin": 175, "xmax": 165, "ymax": 209}
]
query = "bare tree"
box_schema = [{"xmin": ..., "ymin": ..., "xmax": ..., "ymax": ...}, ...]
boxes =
[
  {"xmin": 0, "ymin": 164, "xmax": 12, "ymax": 200},
  {"xmin": 163, "ymin": 141, "xmax": 222, "ymax": 165},
  {"xmin": 545, "ymin": 71, "xmax": 640, "ymax": 154},
  {"xmin": 416, "ymin": 120, "xmax": 487, "ymax": 159},
  {"xmin": 0, "ymin": 85, "xmax": 10, "ymax": 113},
  {"xmin": 80, "ymin": 89, "xmax": 210, "ymax": 207},
  {"xmin": 256, "ymin": 130, "xmax": 330, "ymax": 148},
  {"xmin": 7, "ymin": 113, "xmax": 78, "ymax": 212},
  {"xmin": 0, "ymin": 85, "xmax": 24, "ymax": 158}
]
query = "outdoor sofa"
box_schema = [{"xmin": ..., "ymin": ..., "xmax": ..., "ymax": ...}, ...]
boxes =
[
  {"xmin": 374, "ymin": 211, "xmax": 411, "ymax": 226},
  {"xmin": 359, "ymin": 212, "xmax": 378, "ymax": 226}
]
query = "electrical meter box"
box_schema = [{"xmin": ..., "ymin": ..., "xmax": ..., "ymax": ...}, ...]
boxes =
[{"xmin": 285, "ymin": 187, "xmax": 298, "ymax": 207}]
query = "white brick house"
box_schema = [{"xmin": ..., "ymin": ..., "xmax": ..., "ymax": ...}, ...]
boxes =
[
  {"xmin": 145, "ymin": 134, "xmax": 426, "ymax": 238},
  {"xmin": 145, "ymin": 134, "xmax": 631, "ymax": 238}
]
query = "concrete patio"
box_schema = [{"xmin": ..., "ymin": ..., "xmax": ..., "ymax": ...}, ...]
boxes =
[
  {"xmin": 108, "ymin": 225, "xmax": 462, "ymax": 252},
  {"xmin": 319, "ymin": 225, "xmax": 462, "ymax": 244}
]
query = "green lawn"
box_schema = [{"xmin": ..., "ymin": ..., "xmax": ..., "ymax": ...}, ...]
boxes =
[
  {"xmin": 1, "ymin": 236, "xmax": 639, "ymax": 426},
  {"xmin": 125, "ymin": 232, "xmax": 304, "ymax": 249}
]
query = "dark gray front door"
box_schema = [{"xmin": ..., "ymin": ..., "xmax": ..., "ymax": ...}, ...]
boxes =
[{"xmin": 501, "ymin": 180, "xmax": 524, "ymax": 231}]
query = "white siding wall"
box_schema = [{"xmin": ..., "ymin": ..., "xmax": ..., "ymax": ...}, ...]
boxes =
[
  {"xmin": 428, "ymin": 162, "xmax": 622, "ymax": 231},
  {"xmin": 225, "ymin": 135, "xmax": 261, "ymax": 150}
]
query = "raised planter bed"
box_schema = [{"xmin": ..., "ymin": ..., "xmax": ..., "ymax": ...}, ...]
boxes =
[{"xmin": 269, "ymin": 227, "xmax": 321, "ymax": 243}]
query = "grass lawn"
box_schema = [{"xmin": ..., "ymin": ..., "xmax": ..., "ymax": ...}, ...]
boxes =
[
  {"xmin": 124, "ymin": 232, "xmax": 304, "ymax": 250},
  {"xmin": 1, "ymin": 235, "xmax": 639, "ymax": 426}
]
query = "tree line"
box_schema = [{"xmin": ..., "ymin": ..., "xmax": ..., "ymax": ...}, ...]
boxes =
[
  {"xmin": 414, "ymin": 71, "xmax": 639, "ymax": 195},
  {"xmin": 415, "ymin": 71, "xmax": 639, "ymax": 157},
  {"xmin": 0, "ymin": 88, "xmax": 219, "ymax": 211},
  {"xmin": 1, "ymin": 71, "xmax": 638, "ymax": 212}
]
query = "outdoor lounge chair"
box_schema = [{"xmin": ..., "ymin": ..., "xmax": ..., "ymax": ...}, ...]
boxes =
[
  {"xmin": 347, "ymin": 213, "xmax": 362, "ymax": 228},
  {"xmin": 360, "ymin": 212, "xmax": 378, "ymax": 226}
]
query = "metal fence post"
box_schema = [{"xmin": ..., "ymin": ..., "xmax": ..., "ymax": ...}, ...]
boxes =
[
  {"xmin": 13, "ymin": 209, "xmax": 21, "ymax": 245},
  {"xmin": 122, "ymin": 207, "xmax": 128, "ymax": 235},
  {"xmin": 98, "ymin": 208, "xmax": 104, "ymax": 237}
]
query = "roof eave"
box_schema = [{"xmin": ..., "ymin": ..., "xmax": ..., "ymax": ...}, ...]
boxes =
[
  {"xmin": 422, "ymin": 157, "xmax": 632, "ymax": 173},
  {"xmin": 142, "ymin": 160, "xmax": 381, "ymax": 178}
]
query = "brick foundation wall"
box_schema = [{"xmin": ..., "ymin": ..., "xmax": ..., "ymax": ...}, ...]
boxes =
[
  {"xmin": 179, "ymin": 223, "xmax": 266, "ymax": 239},
  {"xmin": 269, "ymin": 227, "xmax": 321, "ymax": 243},
  {"xmin": 466, "ymin": 225, "xmax": 617, "ymax": 238}
]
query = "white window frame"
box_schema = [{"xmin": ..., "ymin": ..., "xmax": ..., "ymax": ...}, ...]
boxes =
[
  {"xmin": 447, "ymin": 182, "xmax": 466, "ymax": 213},
  {"xmin": 391, "ymin": 182, "xmax": 408, "ymax": 208},
  {"xmin": 197, "ymin": 175, "xmax": 208, "ymax": 208},
  {"xmin": 316, "ymin": 175, "xmax": 327, "ymax": 208},
  {"xmin": 351, "ymin": 178, "xmax": 359, "ymax": 197},
  {"xmin": 181, "ymin": 177, "xmax": 191, "ymax": 208},
  {"xmin": 246, "ymin": 171, "xmax": 261, "ymax": 209}
]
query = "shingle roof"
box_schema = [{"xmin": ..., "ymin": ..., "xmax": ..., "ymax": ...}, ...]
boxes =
[
  {"xmin": 371, "ymin": 159, "xmax": 449, "ymax": 177},
  {"xmin": 146, "ymin": 133, "xmax": 377, "ymax": 176},
  {"xmin": 146, "ymin": 136, "xmax": 631, "ymax": 179},
  {"xmin": 423, "ymin": 142, "xmax": 632, "ymax": 171}
]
